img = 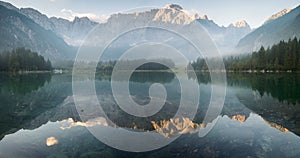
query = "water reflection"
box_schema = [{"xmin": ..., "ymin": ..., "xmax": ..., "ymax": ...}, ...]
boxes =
[
  {"xmin": 231, "ymin": 115, "xmax": 246, "ymax": 123},
  {"xmin": 263, "ymin": 119, "xmax": 289, "ymax": 133},
  {"xmin": 46, "ymin": 137, "xmax": 58, "ymax": 146},
  {"xmin": 0, "ymin": 73, "xmax": 73, "ymax": 140},
  {"xmin": 60, "ymin": 117, "xmax": 108, "ymax": 130},
  {"xmin": 95, "ymin": 71, "xmax": 175, "ymax": 83},
  {"xmin": 151, "ymin": 117, "xmax": 200, "ymax": 138},
  {"xmin": 230, "ymin": 73, "xmax": 300, "ymax": 137},
  {"xmin": 0, "ymin": 72, "xmax": 299, "ymax": 157},
  {"xmin": 228, "ymin": 73, "xmax": 300, "ymax": 104},
  {"xmin": 0, "ymin": 113, "xmax": 299, "ymax": 157},
  {"xmin": 191, "ymin": 72, "xmax": 300, "ymax": 137},
  {"xmin": 0, "ymin": 73, "xmax": 51, "ymax": 94},
  {"xmin": 191, "ymin": 72, "xmax": 300, "ymax": 105},
  {"xmin": 237, "ymin": 89, "xmax": 300, "ymax": 136}
]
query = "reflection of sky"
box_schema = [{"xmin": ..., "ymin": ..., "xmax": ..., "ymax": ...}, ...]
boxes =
[
  {"xmin": 2, "ymin": 0, "xmax": 300, "ymax": 28},
  {"xmin": 1, "ymin": 73, "xmax": 300, "ymax": 156},
  {"xmin": 0, "ymin": 113, "xmax": 299, "ymax": 157}
]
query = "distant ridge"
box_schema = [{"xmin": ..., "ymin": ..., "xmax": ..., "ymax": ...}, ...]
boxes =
[
  {"xmin": 0, "ymin": 4, "xmax": 75, "ymax": 62},
  {"xmin": 237, "ymin": 5, "xmax": 300, "ymax": 53}
]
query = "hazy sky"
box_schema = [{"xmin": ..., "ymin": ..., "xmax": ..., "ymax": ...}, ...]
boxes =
[{"xmin": 3, "ymin": 0, "xmax": 300, "ymax": 28}]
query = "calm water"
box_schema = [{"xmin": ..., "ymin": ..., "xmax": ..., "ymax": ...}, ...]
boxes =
[{"xmin": 0, "ymin": 72, "xmax": 300, "ymax": 157}]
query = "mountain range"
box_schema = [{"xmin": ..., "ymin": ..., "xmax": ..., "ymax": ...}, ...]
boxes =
[
  {"xmin": 0, "ymin": 1, "xmax": 299, "ymax": 62},
  {"xmin": 0, "ymin": 2, "xmax": 75, "ymax": 62},
  {"xmin": 237, "ymin": 6, "xmax": 300, "ymax": 53},
  {"xmin": 16, "ymin": 3, "xmax": 252, "ymax": 54}
]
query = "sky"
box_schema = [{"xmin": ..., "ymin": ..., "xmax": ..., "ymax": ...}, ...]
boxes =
[{"xmin": 3, "ymin": 0, "xmax": 300, "ymax": 28}]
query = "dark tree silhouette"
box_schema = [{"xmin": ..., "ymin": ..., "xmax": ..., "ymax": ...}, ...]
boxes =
[
  {"xmin": 0, "ymin": 48, "xmax": 52, "ymax": 72},
  {"xmin": 191, "ymin": 37, "xmax": 300, "ymax": 71}
]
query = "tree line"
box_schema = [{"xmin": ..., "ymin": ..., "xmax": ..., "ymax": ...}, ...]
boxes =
[
  {"xmin": 97, "ymin": 59, "xmax": 175, "ymax": 72},
  {"xmin": 191, "ymin": 37, "xmax": 300, "ymax": 71},
  {"xmin": 0, "ymin": 48, "xmax": 52, "ymax": 72}
]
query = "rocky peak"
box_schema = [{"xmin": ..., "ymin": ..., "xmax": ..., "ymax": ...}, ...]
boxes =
[
  {"xmin": 73, "ymin": 16, "xmax": 88, "ymax": 22},
  {"xmin": 229, "ymin": 20, "xmax": 250, "ymax": 28},
  {"xmin": 201, "ymin": 15, "xmax": 209, "ymax": 20},
  {"xmin": 164, "ymin": 4, "xmax": 183, "ymax": 11},
  {"xmin": 192, "ymin": 14, "xmax": 209, "ymax": 20},
  {"xmin": 72, "ymin": 16, "xmax": 97, "ymax": 25}
]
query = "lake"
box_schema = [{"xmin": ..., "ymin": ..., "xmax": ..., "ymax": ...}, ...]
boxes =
[{"xmin": 0, "ymin": 72, "xmax": 300, "ymax": 157}]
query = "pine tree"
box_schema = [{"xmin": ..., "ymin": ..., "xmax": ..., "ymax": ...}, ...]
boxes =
[{"xmin": 0, "ymin": 48, "xmax": 52, "ymax": 72}]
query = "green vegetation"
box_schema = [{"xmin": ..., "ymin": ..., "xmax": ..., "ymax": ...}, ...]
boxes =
[
  {"xmin": 230, "ymin": 73, "xmax": 300, "ymax": 104},
  {"xmin": 0, "ymin": 48, "xmax": 52, "ymax": 72},
  {"xmin": 191, "ymin": 38, "xmax": 300, "ymax": 71},
  {"xmin": 190, "ymin": 58, "xmax": 208, "ymax": 70},
  {"xmin": 227, "ymin": 37, "xmax": 300, "ymax": 71},
  {"xmin": 0, "ymin": 73, "xmax": 51, "ymax": 94},
  {"xmin": 97, "ymin": 59, "xmax": 175, "ymax": 72}
]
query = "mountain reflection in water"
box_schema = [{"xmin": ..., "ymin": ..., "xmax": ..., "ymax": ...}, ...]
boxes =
[{"xmin": 0, "ymin": 72, "xmax": 299, "ymax": 157}]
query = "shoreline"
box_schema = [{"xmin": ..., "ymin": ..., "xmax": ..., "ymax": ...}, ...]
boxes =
[
  {"xmin": 0, "ymin": 70, "xmax": 52, "ymax": 74},
  {"xmin": 2, "ymin": 69, "xmax": 298, "ymax": 74}
]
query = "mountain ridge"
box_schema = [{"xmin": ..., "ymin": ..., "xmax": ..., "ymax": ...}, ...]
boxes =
[
  {"xmin": 237, "ymin": 5, "xmax": 300, "ymax": 53},
  {"xmin": 15, "ymin": 1, "xmax": 252, "ymax": 54},
  {"xmin": 0, "ymin": 4, "xmax": 75, "ymax": 62},
  {"xmin": 264, "ymin": 8, "xmax": 292, "ymax": 24},
  {"xmin": 20, "ymin": 7, "xmax": 98, "ymax": 46},
  {"xmin": 5, "ymin": 1, "xmax": 299, "ymax": 58}
]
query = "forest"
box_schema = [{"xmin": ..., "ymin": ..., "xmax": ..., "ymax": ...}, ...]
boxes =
[
  {"xmin": 0, "ymin": 48, "xmax": 52, "ymax": 72},
  {"xmin": 191, "ymin": 38, "xmax": 300, "ymax": 71},
  {"xmin": 97, "ymin": 59, "xmax": 175, "ymax": 71}
]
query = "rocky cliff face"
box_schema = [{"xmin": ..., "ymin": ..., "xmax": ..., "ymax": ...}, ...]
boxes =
[
  {"xmin": 20, "ymin": 8, "xmax": 98, "ymax": 46},
  {"xmin": 83, "ymin": 4, "xmax": 251, "ymax": 55},
  {"xmin": 0, "ymin": 5, "xmax": 74, "ymax": 61},
  {"xmin": 1, "ymin": 1, "xmax": 253, "ymax": 57},
  {"xmin": 20, "ymin": 3, "xmax": 251, "ymax": 55}
]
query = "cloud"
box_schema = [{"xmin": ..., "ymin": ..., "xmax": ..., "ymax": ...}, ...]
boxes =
[{"xmin": 61, "ymin": 8, "xmax": 108, "ymax": 23}]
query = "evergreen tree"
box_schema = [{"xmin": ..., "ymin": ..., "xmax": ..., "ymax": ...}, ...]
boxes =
[
  {"xmin": 191, "ymin": 37, "xmax": 300, "ymax": 71},
  {"xmin": 0, "ymin": 48, "xmax": 52, "ymax": 72}
]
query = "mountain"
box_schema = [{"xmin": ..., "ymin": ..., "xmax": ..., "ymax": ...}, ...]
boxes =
[
  {"xmin": 0, "ymin": 1, "xmax": 252, "ymax": 58},
  {"xmin": 0, "ymin": 1, "xmax": 18, "ymax": 11},
  {"xmin": 20, "ymin": 3, "xmax": 251, "ymax": 55},
  {"xmin": 229, "ymin": 20, "xmax": 250, "ymax": 28},
  {"xmin": 0, "ymin": 4, "xmax": 75, "ymax": 61},
  {"xmin": 20, "ymin": 8, "xmax": 98, "ymax": 46},
  {"xmin": 188, "ymin": 16, "xmax": 251, "ymax": 54},
  {"xmin": 237, "ymin": 5, "xmax": 300, "ymax": 53},
  {"xmin": 83, "ymin": 4, "xmax": 251, "ymax": 56},
  {"xmin": 224, "ymin": 20, "xmax": 251, "ymax": 51},
  {"xmin": 264, "ymin": 8, "xmax": 292, "ymax": 24}
]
